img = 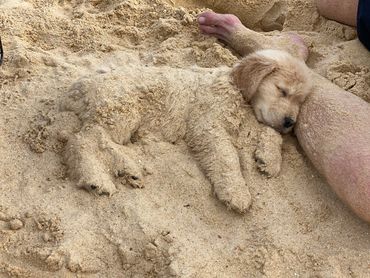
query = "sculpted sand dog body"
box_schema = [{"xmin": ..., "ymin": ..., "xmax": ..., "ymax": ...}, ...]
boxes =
[{"xmin": 62, "ymin": 49, "xmax": 311, "ymax": 213}]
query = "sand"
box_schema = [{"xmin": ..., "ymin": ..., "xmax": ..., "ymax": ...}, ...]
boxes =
[{"xmin": 0, "ymin": 0, "xmax": 369, "ymax": 277}]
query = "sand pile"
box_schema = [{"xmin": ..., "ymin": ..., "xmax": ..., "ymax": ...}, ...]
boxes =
[{"xmin": 0, "ymin": 0, "xmax": 369, "ymax": 277}]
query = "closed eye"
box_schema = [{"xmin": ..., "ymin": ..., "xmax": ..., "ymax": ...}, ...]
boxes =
[{"xmin": 277, "ymin": 86, "xmax": 288, "ymax": 97}]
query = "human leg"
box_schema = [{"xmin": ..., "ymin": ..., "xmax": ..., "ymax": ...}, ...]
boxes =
[
  {"xmin": 198, "ymin": 11, "xmax": 309, "ymax": 61},
  {"xmin": 295, "ymin": 78, "xmax": 370, "ymax": 222},
  {"xmin": 316, "ymin": 0, "xmax": 358, "ymax": 27}
]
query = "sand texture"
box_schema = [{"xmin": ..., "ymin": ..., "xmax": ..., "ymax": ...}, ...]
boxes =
[{"xmin": 0, "ymin": 0, "xmax": 369, "ymax": 277}]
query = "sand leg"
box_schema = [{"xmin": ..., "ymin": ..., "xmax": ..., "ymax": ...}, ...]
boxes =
[
  {"xmin": 198, "ymin": 11, "xmax": 308, "ymax": 61},
  {"xmin": 63, "ymin": 126, "xmax": 144, "ymax": 195},
  {"xmin": 102, "ymin": 139, "xmax": 144, "ymax": 189},
  {"xmin": 186, "ymin": 118, "xmax": 251, "ymax": 213},
  {"xmin": 64, "ymin": 129, "xmax": 117, "ymax": 196}
]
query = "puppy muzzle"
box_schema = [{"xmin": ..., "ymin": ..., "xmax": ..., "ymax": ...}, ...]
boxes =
[{"xmin": 283, "ymin": 117, "xmax": 295, "ymax": 129}]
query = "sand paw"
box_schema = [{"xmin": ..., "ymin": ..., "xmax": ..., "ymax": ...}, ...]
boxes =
[
  {"xmin": 214, "ymin": 185, "xmax": 252, "ymax": 213},
  {"xmin": 104, "ymin": 143, "xmax": 145, "ymax": 189},
  {"xmin": 254, "ymin": 126, "xmax": 283, "ymax": 178},
  {"xmin": 115, "ymin": 158, "xmax": 144, "ymax": 189},
  {"xmin": 77, "ymin": 175, "xmax": 117, "ymax": 196},
  {"xmin": 116, "ymin": 168, "xmax": 144, "ymax": 189}
]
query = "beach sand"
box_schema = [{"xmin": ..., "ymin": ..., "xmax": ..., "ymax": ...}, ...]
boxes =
[{"xmin": 0, "ymin": 0, "xmax": 369, "ymax": 277}]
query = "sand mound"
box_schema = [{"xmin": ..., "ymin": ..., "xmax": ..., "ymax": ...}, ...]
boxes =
[{"xmin": 0, "ymin": 0, "xmax": 369, "ymax": 277}]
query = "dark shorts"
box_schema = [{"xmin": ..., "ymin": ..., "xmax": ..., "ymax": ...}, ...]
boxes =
[{"xmin": 357, "ymin": 0, "xmax": 370, "ymax": 50}]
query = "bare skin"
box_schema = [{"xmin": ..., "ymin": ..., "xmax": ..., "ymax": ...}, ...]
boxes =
[
  {"xmin": 198, "ymin": 11, "xmax": 370, "ymax": 222},
  {"xmin": 198, "ymin": 12, "xmax": 309, "ymax": 61},
  {"xmin": 316, "ymin": 0, "xmax": 358, "ymax": 27}
]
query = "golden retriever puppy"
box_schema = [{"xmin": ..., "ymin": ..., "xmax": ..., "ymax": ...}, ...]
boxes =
[
  {"xmin": 61, "ymin": 49, "xmax": 312, "ymax": 214},
  {"xmin": 232, "ymin": 49, "xmax": 312, "ymax": 133}
]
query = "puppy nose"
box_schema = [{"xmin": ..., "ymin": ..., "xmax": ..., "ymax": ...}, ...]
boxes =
[{"xmin": 283, "ymin": 117, "xmax": 295, "ymax": 128}]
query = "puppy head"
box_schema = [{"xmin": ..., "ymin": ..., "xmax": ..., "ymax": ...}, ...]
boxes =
[{"xmin": 232, "ymin": 49, "xmax": 312, "ymax": 133}]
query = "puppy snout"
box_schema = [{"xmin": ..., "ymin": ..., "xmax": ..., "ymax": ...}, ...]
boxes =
[{"xmin": 283, "ymin": 117, "xmax": 295, "ymax": 128}]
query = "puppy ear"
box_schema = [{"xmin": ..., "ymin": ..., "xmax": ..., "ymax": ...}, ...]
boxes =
[{"xmin": 232, "ymin": 53, "xmax": 276, "ymax": 102}]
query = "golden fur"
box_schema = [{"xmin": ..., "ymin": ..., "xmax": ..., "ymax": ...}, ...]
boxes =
[{"xmin": 232, "ymin": 49, "xmax": 312, "ymax": 133}]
